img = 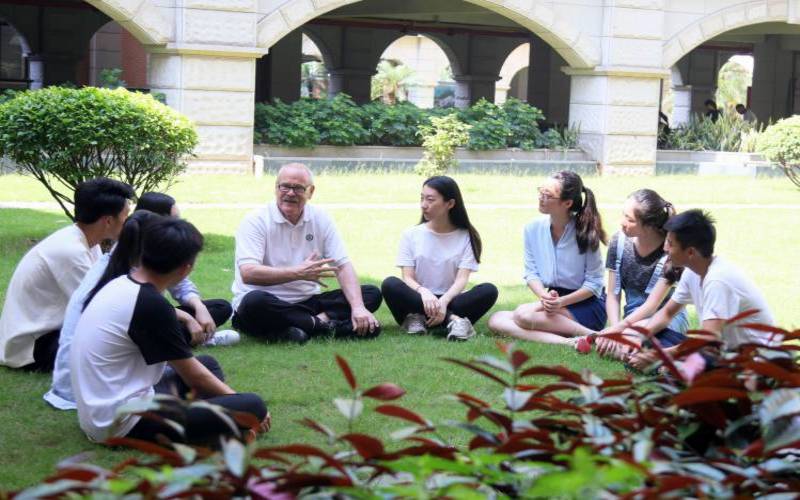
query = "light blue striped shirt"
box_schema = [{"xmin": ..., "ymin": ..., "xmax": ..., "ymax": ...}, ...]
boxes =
[{"xmin": 523, "ymin": 216, "xmax": 605, "ymax": 297}]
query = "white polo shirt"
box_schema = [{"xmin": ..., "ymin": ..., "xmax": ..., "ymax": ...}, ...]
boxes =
[
  {"xmin": 672, "ymin": 256, "xmax": 775, "ymax": 350},
  {"xmin": 232, "ymin": 202, "xmax": 349, "ymax": 307},
  {"xmin": 0, "ymin": 224, "xmax": 101, "ymax": 368}
]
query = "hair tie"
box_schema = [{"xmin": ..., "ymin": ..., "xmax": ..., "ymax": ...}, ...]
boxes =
[{"xmin": 664, "ymin": 202, "xmax": 672, "ymax": 210}]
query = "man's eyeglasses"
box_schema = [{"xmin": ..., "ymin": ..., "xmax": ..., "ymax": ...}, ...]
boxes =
[
  {"xmin": 277, "ymin": 183, "xmax": 309, "ymax": 194},
  {"xmin": 537, "ymin": 187, "xmax": 558, "ymax": 201}
]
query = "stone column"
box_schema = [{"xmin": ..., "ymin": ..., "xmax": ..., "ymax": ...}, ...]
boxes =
[
  {"xmin": 567, "ymin": 69, "xmax": 664, "ymax": 175},
  {"xmin": 145, "ymin": 1, "xmax": 263, "ymax": 174},
  {"xmin": 565, "ymin": 1, "xmax": 664, "ymax": 174},
  {"xmin": 671, "ymin": 84, "xmax": 692, "ymax": 126},
  {"xmin": 328, "ymin": 68, "xmax": 374, "ymax": 104},
  {"xmin": 454, "ymin": 75, "xmax": 498, "ymax": 108},
  {"xmin": 149, "ymin": 51, "xmax": 259, "ymax": 174},
  {"xmin": 255, "ymin": 30, "xmax": 301, "ymax": 103}
]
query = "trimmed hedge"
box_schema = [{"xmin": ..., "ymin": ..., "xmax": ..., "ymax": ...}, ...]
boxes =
[{"xmin": 254, "ymin": 95, "xmax": 577, "ymax": 150}]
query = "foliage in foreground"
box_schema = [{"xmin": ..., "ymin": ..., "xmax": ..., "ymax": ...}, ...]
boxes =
[
  {"xmin": 9, "ymin": 315, "xmax": 800, "ymax": 498},
  {"xmin": 756, "ymin": 115, "xmax": 800, "ymax": 189},
  {"xmin": 254, "ymin": 96, "xmax": 578, "ymax": 151},
  {"xmin": 0, "ymin": 87, "xmax": 197, "ymax": 220}
]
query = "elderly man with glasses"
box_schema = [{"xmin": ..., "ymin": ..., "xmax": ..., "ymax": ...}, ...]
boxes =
[{"xmin": 230, "ymin": 163, "xmax": 382, "ymax": 343}]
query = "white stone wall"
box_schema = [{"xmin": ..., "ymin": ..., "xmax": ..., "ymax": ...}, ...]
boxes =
[{"xmin": 89, "ymin": 0, "xmax": 800, "ymax": 174}]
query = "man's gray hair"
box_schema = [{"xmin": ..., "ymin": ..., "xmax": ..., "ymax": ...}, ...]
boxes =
[{"xmin": 277, "ymin": 162, "xmax": 314, "ymax": 185}]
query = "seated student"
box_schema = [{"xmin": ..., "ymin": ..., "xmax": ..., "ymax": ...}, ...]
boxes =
[
  {"xmin": 136, "ymin": 192, "xmax": 238, "ymax": 346},
  {"xmin": 488, "ymin": 171, "xmax": 606, "ymax": 347},
  {"xmin": 232, "ymin": 163, "xmax": 381, "ymax": 343},
  {"xmin": 628, "ymin": 210, "xmax": 775, "ymax": 382},
  {"xmin": 0, "ymin": 178, "xmax": 134, "ymax": 371},
  {"xmin": 593, "ymin": 190, "xmax": 689, "ymax": 358},
  {"xmin": 381, "ymin": 176, "xmax": 498, "ymax": 341},
  {"xmin": 71, "ymin": 218, "xmax": 269, "ymax": 444}
]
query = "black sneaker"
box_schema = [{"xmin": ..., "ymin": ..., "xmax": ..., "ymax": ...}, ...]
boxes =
[
  {"xmin": 329, "ymin": 319, "xmax": 381, "ymax": 339},
  {"xmin": 274, "ymin": 326, "xmax": 309, "ymax": 344}
]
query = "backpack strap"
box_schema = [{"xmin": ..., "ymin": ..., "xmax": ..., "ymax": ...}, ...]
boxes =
[
  {"xmin": 645, "ymin": 254, "xmax": 669, "ymax": 294},
  {"xmin": 613, "ymin": 233, "xmax": 625, "ymax": 296}
]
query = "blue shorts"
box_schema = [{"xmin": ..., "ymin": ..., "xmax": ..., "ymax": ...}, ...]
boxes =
[{"xmin": 551, "ymin": 287, "xmax": 607, "ymax": 332}]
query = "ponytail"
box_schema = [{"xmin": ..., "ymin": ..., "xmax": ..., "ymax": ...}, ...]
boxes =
[
  {"xmin": 630, "ymin": 189, "xmax": 675, "ymax": 235},
  {"xmin": 553, "ymin": 171, "xmax": 606, "ymax": 253},
  {"xmin": 83, "ymin": 210, "xmax": 161, "ymax": 310},
  {"xmin": 575, "ymin": 185, "xmax": 606, "ymax": 253}
]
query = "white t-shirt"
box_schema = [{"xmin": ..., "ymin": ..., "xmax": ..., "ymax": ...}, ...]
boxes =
[
  {"xmin": 396, "ymin": 224, "xmax": 479, "ymax": 295},
  {"xmin": 71, "ymin": 275, "xmax": 192, "ymax": 442},
  {"xmin": 232, "ymin": 203, "xmax": 349, "ymax": 307},
  {"xmin": 0, "ymin": 224, "xmax": 101, "ymax": 368},
  {"xmin": 672, "ymin": 256, "xmax": 775, "ymax": 349}
]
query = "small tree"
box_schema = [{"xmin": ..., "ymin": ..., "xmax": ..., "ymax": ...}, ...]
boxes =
[
  {"xmin": 0, "ymin": 87, "xmax": 197, "ymax": 219},
  {"xmin": 415, "ymin": 113, "xmax": 470, "ymax": 177},
  {"xmin": 756, "ymin": 115, "xmax": 800, "ymax": 189}
]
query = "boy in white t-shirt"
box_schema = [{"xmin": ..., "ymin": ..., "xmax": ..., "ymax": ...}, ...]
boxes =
[
  {"xmin": 0, "ymin": 178, "xmax": 134, "ymax": 371},
  {"xmin": 628, "ymin": 210, "xmax": 775, "ymax": 381}
]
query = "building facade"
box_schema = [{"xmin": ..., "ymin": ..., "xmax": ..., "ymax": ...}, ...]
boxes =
[{"xmin": 2, "ymin": 0, "xmax": 800, "ymax": 174}]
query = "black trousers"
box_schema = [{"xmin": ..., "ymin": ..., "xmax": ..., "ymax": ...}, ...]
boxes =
[
  {"xmin": 176, "ymin": 298, "xmax": 233, "ymax": 328},
  {"xmin": 21, "ymin": 329, "xmax": 60, "ymax": 373},
  {"xmin": 233, "ymin": 286, "xmax": 382, "ymax": 340},
  {"xmin": 127, "ymin": 355, "xmax": 267, "ymax": 445},
  {"xmin": 381, "ymin": 276, "xmax": 498, "ymax": 326}
]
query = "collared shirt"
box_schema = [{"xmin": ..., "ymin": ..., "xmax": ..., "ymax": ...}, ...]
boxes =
[
  {"xmin": 0, "ymin": 224, "xmax": 101, "ymax": 368},
  {"xmin": 523, "ymin": 216, "xmax": 604, "ymax": 297},
  {"xmin": 231, "ymin": 202, "xmax": 349, "ymax": 307}
]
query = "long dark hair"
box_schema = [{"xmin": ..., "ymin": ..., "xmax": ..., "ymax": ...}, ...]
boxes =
[
  {"xmin": 83, "ymin": 210, "xmax": 162, "ymax": 310},
  {"xmin": 135, "ymin": 192, "xmax": 176, "ymax": 216},
  {"xmin": 553, "ymin": 170, "xmax": 606, "ymax": 253},
  {"xmin": 420, "ymin": 175, "xmax": 482, "ymax": 262},
  {"xmin": 629, "ymin": 189, "xmax": 675, "ymax": 236}
]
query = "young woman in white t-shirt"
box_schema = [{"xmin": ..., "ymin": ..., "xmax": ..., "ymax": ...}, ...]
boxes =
[{"xmin": 381, "ymin": 176, "xmax": 498, "ymax": 341}]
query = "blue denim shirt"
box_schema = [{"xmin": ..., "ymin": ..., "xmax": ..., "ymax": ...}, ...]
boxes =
[{"xmin": 523, "ymin": 216, "xmax": 605, "ymax": 297}]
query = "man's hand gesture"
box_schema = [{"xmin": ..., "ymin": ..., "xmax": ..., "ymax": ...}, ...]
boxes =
[{"xmin": 294, "ymin": 252, "xmax": 338, "ymax": 286}]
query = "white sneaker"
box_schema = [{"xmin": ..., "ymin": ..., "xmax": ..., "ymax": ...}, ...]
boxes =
[
  {"xmin": 446, "ymin": 317, "xmax": 476, "ymax": 341},
  {"xmin": 401, "ymin": 313, "xmax": 427, "ymax": 335},
  {"xmin": 203, "ymin": 329, "xmax": 240, "ymax": 347}
]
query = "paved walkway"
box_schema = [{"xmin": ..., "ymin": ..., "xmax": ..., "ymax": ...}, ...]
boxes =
[{"xmin": 1, "ymin": 201, "xmax": 799, "ymax": 210}]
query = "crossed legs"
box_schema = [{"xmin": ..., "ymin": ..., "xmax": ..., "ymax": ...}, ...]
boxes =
[{"xmin": 488, "ymin": 301, "xmax": 595, "ymax": 345}]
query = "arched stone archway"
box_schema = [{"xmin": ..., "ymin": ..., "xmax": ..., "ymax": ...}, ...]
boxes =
[
  {"xmin": 257, "ymin": 0, "xmax": 598, "ymax": 69},
  {"xmin": 662, "ymin": 1, "xmax": 789, "ymax": 69},
  {"xmin": 83, "ymin": 0, "xmax": 171, "ymax": 46}
]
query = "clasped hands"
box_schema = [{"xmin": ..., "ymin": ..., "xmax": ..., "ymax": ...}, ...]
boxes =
[
  {"xmin": 541, "ymin": 289, "xmax": 564, "ymax": 314},
  {"xmin": 418, "ymin": 287, "xmax": 448, "ymax": 327}
]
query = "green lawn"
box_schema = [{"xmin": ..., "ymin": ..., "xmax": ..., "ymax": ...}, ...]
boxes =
[{"xmin": 0, "ymin": 172, "xmax": 798, "ymax": 490}]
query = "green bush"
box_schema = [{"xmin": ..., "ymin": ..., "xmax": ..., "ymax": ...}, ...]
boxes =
[
  {"xmin": 662, "ymin": 112, "xmax": 760, "ymax": 152},
  {"xmin": 756, "ymin": 114, "xmax": 800, "ymax": 188},
  {"xmin": 502, "ymin": 98, "xmax": 544, "ymax": 149},
  {"xmin": 252, "ymin": 97, "xmax": 552, "ymax": 151},
  {"xmin": 415, "ymin": 113, "xmax": 470, "ymax": 176},
  {"xmin": 255, "ymin": 95, "xmax": 368, "ymax": 147},
  {"xmin": 0, "ymin": 87, "xmax": 197, "ymax": 220},
  {"xmin": 254, "ymin": 99, "xmax": 319, "ymax": 148},
  {"xmin": 363, "ymin": 101, "xmax": 428, "ymax": 146},
  {"xmin": 308, "ymin": 94, "xmax": 369, "ymax": 146},
  {"xmin": 459, "ymin": 99, "xmax": 511, "ymax": 150}
]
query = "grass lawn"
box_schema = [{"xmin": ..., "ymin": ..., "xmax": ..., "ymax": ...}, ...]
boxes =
[{"xmin": 0, "ymin": 172, "xmax": 798, "ymax": 490}]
